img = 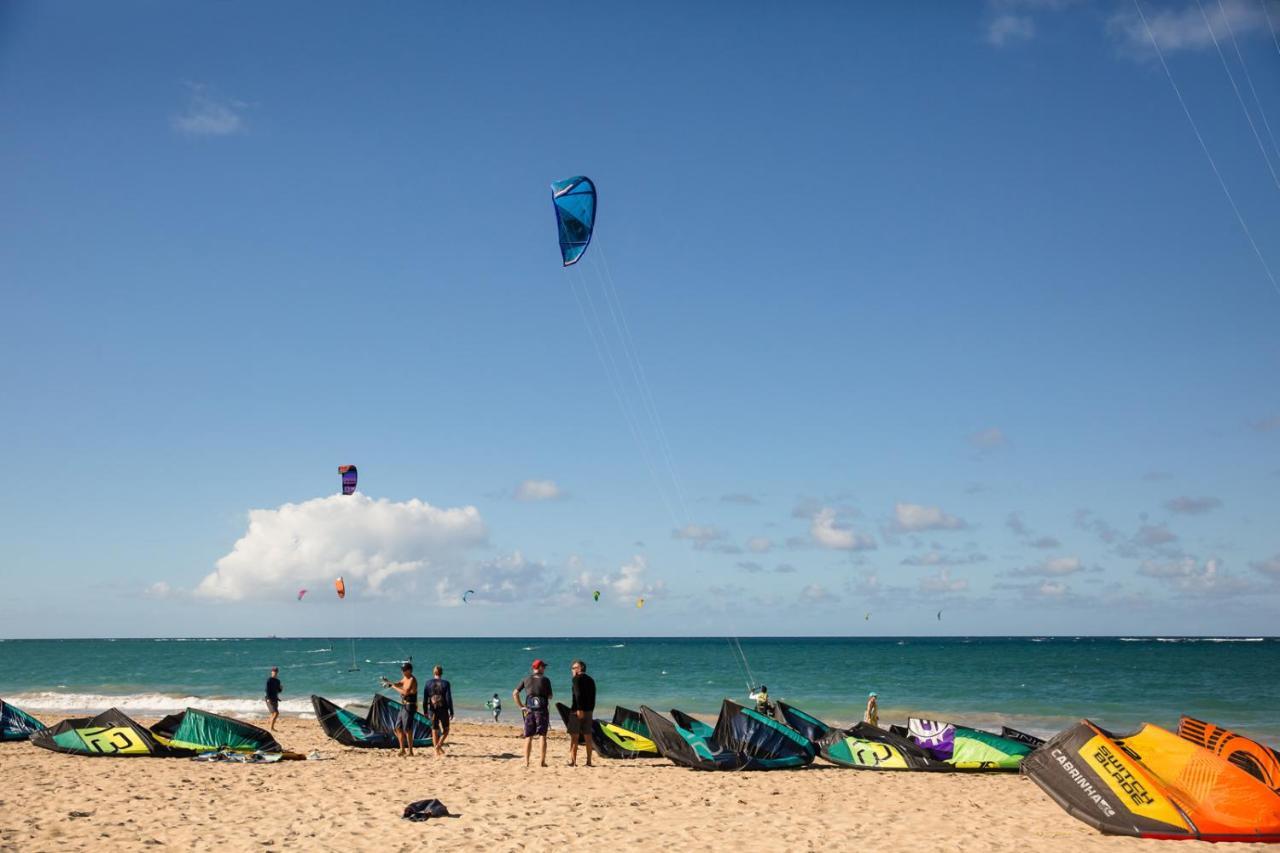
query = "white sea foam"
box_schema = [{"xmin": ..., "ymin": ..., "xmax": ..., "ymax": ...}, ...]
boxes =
[{"xmin": 4, "ymin": 691, "xmax": 361, "ymax": 717}]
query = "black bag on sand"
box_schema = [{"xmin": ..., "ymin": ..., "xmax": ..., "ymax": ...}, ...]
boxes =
[{"xmin": 403, "ymin": 799, "xmax": 453, "ymax": 822}]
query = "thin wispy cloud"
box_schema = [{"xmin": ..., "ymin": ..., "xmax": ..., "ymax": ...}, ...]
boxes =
[
  {"xmin": 172, "ymin": 83, "xmax": 249, "ymax": 137},
  {"xmin": 1108, "ymin": 0, "xmax": 1273, "ymax": 56},
  {"xmin": 514, "ymin": 479, "xmax": 565, "ymax": 502},
  {"xmin": 1164, "ymin": 495, "xmax": 1222, "ymax": 515}
]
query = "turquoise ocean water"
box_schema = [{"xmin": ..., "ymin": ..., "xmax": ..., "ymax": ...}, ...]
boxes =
[{"xmin": 1, "ymin": 636, "xmax": 1276, "ymax": 743}]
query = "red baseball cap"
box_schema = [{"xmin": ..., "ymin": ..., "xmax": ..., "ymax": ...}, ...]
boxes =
[{"xmin": 532, "ymin": 659, "xmax": 546, "ymax": 669}]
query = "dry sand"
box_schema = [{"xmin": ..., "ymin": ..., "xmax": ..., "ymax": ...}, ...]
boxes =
[{"xmin": 0, "ymin": 715, "xmax": 1269, "ymax": 851}]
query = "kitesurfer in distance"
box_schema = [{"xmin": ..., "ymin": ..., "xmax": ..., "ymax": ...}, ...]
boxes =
[
  {"xmin": 264, "ymin": 667, "xmax": 282, "ymax": 732},
  {"xmin": 424, "ymin": 665, "xmax": 454, "ymax": 757},
  {"xmin": 864, "ymin": 692, "xmax": 879, "ymax": 727},
  {"xmin": 568, "ymin": 659, "xmax": 596, "ymax": 767},
  {"xmin": 381, "ymin": 662, "xmax": 418, "ymax": 757},
  {"xmin": 513, "ymin": 659, "xmax": 553, "ymax": 768},
  {"xmin": 486, "ymin": 693, "xmax": 502, "ymax": 723}
]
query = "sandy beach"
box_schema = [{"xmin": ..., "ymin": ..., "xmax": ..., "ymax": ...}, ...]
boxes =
[{"xmin": 2, "ymin": 714, "xmax": 1270, "ymax": 852}]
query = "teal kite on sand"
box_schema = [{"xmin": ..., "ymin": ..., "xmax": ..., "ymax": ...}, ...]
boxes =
[{"xmin": 1, "ymin": 699, "xmax": 45, "ymax": 741}]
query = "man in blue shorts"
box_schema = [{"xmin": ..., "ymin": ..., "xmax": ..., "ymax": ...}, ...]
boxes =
[{"xmin": 513, "ymin": 659, "xmax": 553, "ymax": 768}]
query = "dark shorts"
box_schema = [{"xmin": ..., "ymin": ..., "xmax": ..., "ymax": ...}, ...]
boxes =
[
  {"xmin": 265, "ymin": 698, "xmax": 279, "ymax": 714},
  {"xmin": 397, "ymin": 703, "xmax": 417, "ymax": 732},
  {"xmin": 523, "ymin": 708, "xmax": 549, "ymax": 737},
  {"xmin": 429, "ymin": 709, "xmax": 450, "ymax": 735}
]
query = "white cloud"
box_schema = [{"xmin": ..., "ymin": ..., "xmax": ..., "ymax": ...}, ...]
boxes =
[
  {"xmin": 145, "ymin": 581, "xmax": 174, "ymax": 599},
  {"xmin": 1108, "ymin": 0, "xmax": 1270, "ymax": 56},
  {"xmin": 1164, "ymin": 496, "xmax": 1221, "ymax": 515},
  {"xmin": 514, "ymin": 479, "xmax": 564, "ymax": 502},
  {"xmin": 893, "ymin": 503, "xmax": 967, "ymax": 532},
  {"xmin": 800, "ymin": 583, "xmax": 839, "ymax": 604},
  {"xmin": 433, "ymin": 551, "xmax": 562, "ymax": 606},
  {"xmin": 987, "ymin": 14, "xmax": 1036, "ymax": 44},
  {"xmin": 810, "ymin": 508, "xmax": 876, "ymax": 551},
  {"xmin": 919, "ymin": 568, "xmax": 969, "ymax": 594},
  {"xmin": 901, "ymin": 550, "xmax": 987, "ymax": 567},
  {"xmin": 1138, "ymin": 557, "xmax": 1250, "ymax": 594},
  {"xmin": 172, "ymin": 83, "xmax": 248, "ymax": 136},
  {"xmin": 577, "ymin": 554, "xmax": 665, "ymax": 602},
  {"xmin": 672, "ymin": 523, "xmax": 724, "ymax": 549},
  {"xmin": 195, "ymin": 494, "xmax": 486, "ymax": 601},
  {"xmin": 746, "ymin": 536, "xmax": 773, "ymax": 554},
  {"xmin": 1252, "ymin": 555, "xmax": 1280, "ymax": 579},
  {"xmin": 1036, "ymin": 580, "xmax": 1069, "ymax": 598},
  {"xmin": 1008, "ymin": 555, "xmax": 1084, "ymax": 577}
]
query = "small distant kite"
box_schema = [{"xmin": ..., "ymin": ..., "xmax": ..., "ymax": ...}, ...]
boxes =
[
  {"xmin": 592, "ymin": 590, "xmax": 601, "ymax": 602},
  {"xmin": 937, "ymin": 610, "xmax": 943, "ymax": 621},
  {"xmin": 636, "ymin": 598, "xmax": 645, "ymax": 609},
  {"xmin": 339, "ymin": 465, "xmax": 358, "ymax": 495},
  {"xmin": 864, "ymin": 612, "xmax": 870, "ymax": 621},
  {"xmin": 335, "ymin": 577, "xmax": 346, "ymax": 600},
  {"xmin": 297, "ymin": 589, "xmax": 307, "ymax": 602},
  {"xmin": 463, "ymin": 590, "xmax": 475, "ymax": 604}
]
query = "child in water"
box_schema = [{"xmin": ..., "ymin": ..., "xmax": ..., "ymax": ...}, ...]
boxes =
[{"xmin": 485, "ymin": 693, "xmax": 502, "ymax": 723}]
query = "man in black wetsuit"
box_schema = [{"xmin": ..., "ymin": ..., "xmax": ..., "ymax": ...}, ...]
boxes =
[
  {"xmin": 423, "ymin": 665, "xmax": 454, "ymax": 757},
  {"xmin": 513, "ymin": 659, "xmax": 553, "ymax": 768},
  {"xmin": 264, "ymin": 667, "xmax": 282, "ymax": 732},
  {"xmin": 568, "ymin": 659, "xmax": 596, "ymax": 767}
]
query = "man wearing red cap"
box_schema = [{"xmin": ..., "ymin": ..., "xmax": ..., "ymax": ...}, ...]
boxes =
[{"xmin": 513, "ymin": 659, "xmax": 554, "ymax": 768}]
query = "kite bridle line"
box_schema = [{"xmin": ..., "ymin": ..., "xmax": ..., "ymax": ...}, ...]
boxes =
[{"xmin": 557, "ymin": 200, "xmax": 763, "ymax": 700}]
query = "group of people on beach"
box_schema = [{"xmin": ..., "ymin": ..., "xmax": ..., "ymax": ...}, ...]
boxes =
[{"xmin": 263, "ymin": 657, "xmax": 598, "ymax": 768}]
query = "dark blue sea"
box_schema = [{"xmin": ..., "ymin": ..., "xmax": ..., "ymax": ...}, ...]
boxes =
[{"xmin": 1, "ymin": 636, "xmax": 1276, "ymax": 743}]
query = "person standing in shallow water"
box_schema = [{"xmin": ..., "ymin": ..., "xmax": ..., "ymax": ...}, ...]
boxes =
[
  {"xmin": 864, "ymin": 691, "xmax": 879, "ymax": 727},
  {"xmin": 264, "ymin": 667, "xmax": 282, "ymax": 731},
  {"xmin": 568, "ymin": 659, "xmax": 596, "ymax": 767},
  {"xmin": 513, "ymin": 659, "xmax": 552, "ymax": 768}
]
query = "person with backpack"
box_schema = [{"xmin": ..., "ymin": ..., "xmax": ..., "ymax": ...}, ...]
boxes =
[
  {"xmin": 513, "ymin": 658, "xmax": 553, "ymax": 768},
  {"xmin": 423, "ymin": 665, "xmax": 454, "ymax": 757}
]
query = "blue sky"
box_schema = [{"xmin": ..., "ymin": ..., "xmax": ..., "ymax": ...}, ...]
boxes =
[{"xmin": 2, "ymin": 1, "xmax": 1278, "ymax": 638}]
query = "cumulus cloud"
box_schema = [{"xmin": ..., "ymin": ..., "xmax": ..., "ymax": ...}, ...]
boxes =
[
  {"xmin": 196, "ymin": 494, "xmax": 486, "ymax": 601},
  {"xmin": 577, "ymin": 554, "xmax": 665, "ymax": 602},
  {"xmin": 919, "ymin": 568, "xmax": 969, "ymax": 595},
  {"xmin": 893, "ymin": 503, "xmax": 967, "ymax": 533},
  {"xmin": 720, "ymin": 493, "xmax": 760, "ymax": 506},
  {"xmin": 1138, "ymin": 557, "xmax": 1251, "ymax": 595},
  {"xmin": 811, "ymin": 508, "xmax": 877, "ymax": 551},
  {"xmin": 1034, "ymin": 580, "xmax": 1069, "ymax": 598},
  {"xmin": 671, "ymin": 523, "xmax": 724, "ymax": 549},
  {"xmin": 514, "ymin": 479, "xmax": 564, "ymax": 502},
  {"xmin": 145, "ymin": 581, "xmax": 174, "ymax": 600},
  {"xmin": 901, "ymin": 551, "xmax": 987, "ymax": 567},
  {"xmin": 1135, "ymin": 524, "xmax": 1178, "ymax": 547},
  {"xmin": 800, "ymin": 583, "xmax": 839, "ymax": 604},
  {"xmin": 746, "ymin": 536, "xmax": 773, "ymax": 554},
  {"xmin": 1007, "ymin": 556, "xmax": 1084, "ymax": 577},
  {"xmin": 1164, "ymin": 496, "xmax": 1222, "ymax": 515},
  {"xmin": 1108, "ymin": 0, "xmax": 1272, "ymax": 56},
  {"xmin": 172, "ymin": 83, "xmax": 248, "ymax": 136},
  {"xmin": 434, "ymin": 551, "xmax": 561, "ymax": 606},
  {"xmin": 1251, "ymin": 555, "xmax": 1280, "ymax": 579}
]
